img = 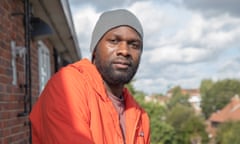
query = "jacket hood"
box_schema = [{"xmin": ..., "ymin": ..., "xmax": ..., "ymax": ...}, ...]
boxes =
[{"xmin": 70, "ymin": 59, "xmax": 108, "ymax": 101}]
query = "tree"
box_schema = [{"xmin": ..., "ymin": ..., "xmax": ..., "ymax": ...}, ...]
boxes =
[
  {"xmin": 126, "ymin": 82, "xmax": 210, "ymax": 144},
  {"xmin": 216, "ymin": 121, "xmax": 240, "ymax": 144},
  {"xmin": 167, "ymin": 86, "xmax": 190, "ymax": 109},
  {"xmin": 143, "ymin": 101, "xmax": 174, "ymax": 144},
  {"xmin": 200, "ymin": 79, "xmax": 214, "ymax": 97},
  {"xmin": 126, "ymin": 82, "xmax": 176, "ymax": 144},
  {"xmin": 166, "ymin": 104, "xmax": 209, "ymax": 144},
  {"xmin": 152, "ymin": 122, "xmax": 176, "ymax": 144},
  {"xmin": 201, "ymin": 79, "xmax": 240, "ymax": 118}
]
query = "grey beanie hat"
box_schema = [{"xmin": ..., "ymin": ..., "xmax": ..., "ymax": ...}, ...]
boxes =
[{"xmin": 90, "ymin": 9, "xmax": 143, "ymax": 53}]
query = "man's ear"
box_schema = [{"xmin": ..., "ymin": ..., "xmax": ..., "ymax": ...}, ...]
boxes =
[{"xmin": 91, "ymin": 50, "xmax": 96, "ymax": 63}]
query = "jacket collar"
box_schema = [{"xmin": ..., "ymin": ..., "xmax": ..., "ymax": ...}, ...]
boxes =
[{"xmin": 71, "ymin": 58, "xmax": 108, "ymax": 101}]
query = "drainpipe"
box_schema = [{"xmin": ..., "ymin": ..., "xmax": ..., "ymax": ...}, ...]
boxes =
[
  {"xmin": 12, "ymin": 0, "xmax": 32, "ymax": 143},
  {"xmin": 24, "ymin": 0, "xmax": 32, "ymax": 113},
  {"xmin": 24, "ymin": 0, "xmax": 32, "ymax": 143}
]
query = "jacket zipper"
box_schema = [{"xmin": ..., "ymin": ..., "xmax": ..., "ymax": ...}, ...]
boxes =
[{"xmin": 130, "ymin": 110, "xmax": 141, "ymax": 144}]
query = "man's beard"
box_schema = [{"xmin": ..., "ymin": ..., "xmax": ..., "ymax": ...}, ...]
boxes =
[{"xmin": 95, "ymin": 56, "xmax": 139, "ymax": 86}]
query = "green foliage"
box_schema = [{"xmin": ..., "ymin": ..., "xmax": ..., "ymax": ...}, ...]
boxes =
[
  {"xmin": 216, "ymin": 121, "xmax": 240, "ymax": 144},
  {"xmin": 200, "ymin": 79, "xmax": 214, "ymax": 96},
  {"xmin": 126, "ymin": 82, "xmax": 170, "ymax": 143},
  {"xmin": 166, "ymin": 104, "xmax": 194, "ymax": 129},
  {"xmin": 128, "ymin": 83, "xmax": 173, "ymax": 144},
  {"xmin": 144, "ymin": 101, "xmax": 174, "ymax": 144},
  {"xmin": 166, "ymin": 104, "xmax": 209, "ymax": 144},
  {"xmin": 183, "ymin": 115, "xmax": 209, "ymax": 144},
  {"xmin": 151, "ymin": 122, "xmax": 176, "ymax": 144},
  {"xmin": 127, "ymin": 82, "xmax": 209, "ymax": 144},
  {"xmin": 201, "ymin": 79, "xmax": 240, "ymax": 118},
  {"xmin": 167, "ymin": 86, "xmax": 191, "ymax": 109}
]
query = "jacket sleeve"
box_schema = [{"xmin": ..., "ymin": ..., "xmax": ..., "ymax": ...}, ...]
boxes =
[{"xmin": 30, "ymin": 67, "xmax": 94, "ymax": 144}]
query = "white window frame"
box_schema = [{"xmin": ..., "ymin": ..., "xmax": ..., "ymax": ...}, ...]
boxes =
[{"xmin": 38, "ymin": 41, "xmax": 51, "ymax": 94}]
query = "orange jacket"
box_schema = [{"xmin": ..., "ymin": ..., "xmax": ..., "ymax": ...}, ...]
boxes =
[{"xmin": 30, "ymin": 59, "xmax": 150, "ymax": 144}]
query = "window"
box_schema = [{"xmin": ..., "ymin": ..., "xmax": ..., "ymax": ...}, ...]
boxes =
[{"xmin": 38, "ymin": 41, "xmax": 51, "ymax": 93}]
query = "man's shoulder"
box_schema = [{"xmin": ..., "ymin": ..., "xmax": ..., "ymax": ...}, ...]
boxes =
[
  {"xmin": 70, "ymin": 58, "xmax": 92, "ymax": 69},
  {"xmin": 58, "ymin": 58, "xmax": 94, "ymax": 74}
]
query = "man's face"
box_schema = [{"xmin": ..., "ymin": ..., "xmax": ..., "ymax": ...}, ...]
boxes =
[{"xmin": 93, "ymin": 26, "xmax": 142, "ymax": 86}]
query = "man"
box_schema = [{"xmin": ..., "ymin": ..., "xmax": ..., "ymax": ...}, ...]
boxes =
[{"xmin": 30, "ymin": 9, "xmax": 150, "ymax": 144}]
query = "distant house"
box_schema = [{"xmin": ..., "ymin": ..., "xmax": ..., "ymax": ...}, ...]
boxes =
[
  {"xmin": 145, "ymin": 94, "xmax": 170, "ymax": 106},
  {"xmin": 166, "ymin": 88, "xmax": 202, "ymax": 113},
  {"xmin": 207, "ymin": 95, "xmax": 240, "ymax": 138},
  {"xmin": 183, "ymin": 89, "xmax": 202, "ymax": 113},
  {"xmin": 0, "ymin": 0, "xmax": 81, "ymax": 143}
]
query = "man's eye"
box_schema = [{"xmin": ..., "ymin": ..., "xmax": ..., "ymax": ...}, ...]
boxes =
[
  {"xmin": 109, "ymin": 39, "xmax": 118, "ymax": 44},
  {"xmin": 130, "ymin": 42, "xmax": 140, "ymax": 49}
]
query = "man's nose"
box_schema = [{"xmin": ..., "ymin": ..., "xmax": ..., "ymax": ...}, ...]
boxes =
[{"xmin": 116, "ymin": 42, "xmax": 129, "ymax": 56}]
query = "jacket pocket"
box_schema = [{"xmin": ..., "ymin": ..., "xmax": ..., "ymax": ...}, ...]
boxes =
[{"xmin": 135, "ymin": 129, "xmax": 145, "ymax": 144}]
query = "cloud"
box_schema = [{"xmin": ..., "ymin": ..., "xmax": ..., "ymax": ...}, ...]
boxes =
[
  {"xmin": 140, "ymin": 10, "xmax": 240, "ymax": 66},
  {"xmin": 69, "ymin": 0, "xmax": 240, "ymax": 95},
  {"xmin": 69, "ymin": 0, "xmax": 148, "ymax": 12},
  {"xmin": 182, "ymin": 0, "xmax": 240, "ymax": 18},
  {"xmin": 216, "ymin": 49, "xmax": 240, "ymax": 79},
  {"xmin": 133, "ymin": 1, "xmax": 240, "ymax": 94},
  {"xmin": 71, "ymin": 6, "xmax": 100, "ymax": 59}
]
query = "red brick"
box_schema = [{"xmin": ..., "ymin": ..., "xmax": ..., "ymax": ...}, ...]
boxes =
[{"xmin": 0, "ymin": 0, "xmax": 56, "ymax": 143}]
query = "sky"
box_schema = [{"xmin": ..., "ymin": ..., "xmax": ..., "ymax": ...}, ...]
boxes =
[{"xmin": 69, "ymin": 0, "xmax": 240, "ymax": 95}]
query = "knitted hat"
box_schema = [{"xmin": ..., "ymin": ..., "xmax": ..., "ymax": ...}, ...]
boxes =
[{"xmin": 90, "ymin": 9, "xmax": 143, "ymax": 53}]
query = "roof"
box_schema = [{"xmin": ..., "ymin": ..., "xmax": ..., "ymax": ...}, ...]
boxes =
[
  {"xmin": 181, "ymin": 89, "xmax": 200, "ymax": 96},
  {"xmin": 209, "ymin": 95, "xmax": 240, "ymax": 123},
  {"xmin": 166, "ymin": 88, "xmax": 200, "ymax": 98},
  {"xmin": 30, "ymin": 0, "xmax": 81, "ymax": 62}
]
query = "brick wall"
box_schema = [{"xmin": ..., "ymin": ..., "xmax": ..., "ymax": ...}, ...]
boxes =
[{"xmin": 0, "ymin": 0, "xmax": 55, "ymax": 143}]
